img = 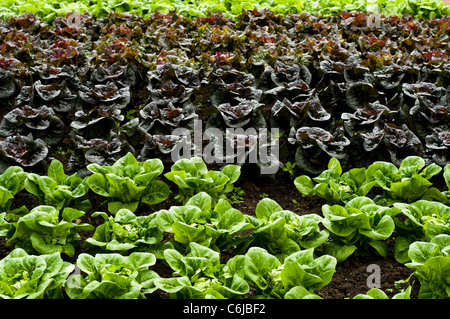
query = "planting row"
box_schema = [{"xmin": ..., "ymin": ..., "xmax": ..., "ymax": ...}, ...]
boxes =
[
  {"xmin": 0, "ymin": 153, "xmax": 449, "ymax": 298},
  {"xmin": 0, "ymin": 11, "xmax": 449, "ymax": 175},
  {"xmin": 0, "ymin": 0, "xmax": 448, "ymax": 22}
]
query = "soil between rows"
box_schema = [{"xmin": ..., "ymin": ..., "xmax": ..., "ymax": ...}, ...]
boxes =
[{"xmin": 0, "ymin": 166, "xmax": 419, "ymax": 299}]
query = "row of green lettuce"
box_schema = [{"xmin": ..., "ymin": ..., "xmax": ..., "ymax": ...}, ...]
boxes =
[
  {"xmin": 0, "ymin": 0, "xmax": 448, "ymax": 22},
  {"xmin": 0, "ymin": 153, "xmax": 450, "ymax": 298}
]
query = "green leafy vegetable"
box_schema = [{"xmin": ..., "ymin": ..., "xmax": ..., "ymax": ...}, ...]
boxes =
[
  {"xmin": 154, "ymin": 242, "xmax": 249, "ymax": 298},
  {"xmin": 243, "ymin": 247, "xmax": 336, "ymax": 298},
  {"xmin": 164, "ymin": 157, "xmax": 240, "ymax": 205},
  {"xmin": 84, "ymin": 208, "xmax": 172, "ymax": 259},
  {"xmin": 5, "ymin": 205, "xmax": 93, "ymax": 257},
  {"xmin": 87, "ymin": 152, "xmax": 170, "ymax": 214},
  {"xmin": 0, "ymin": 248, "xmax": 74, "ymax": 299},
  {"xmin": 152, "ymin": 192, "xmax": 254, "ymax": 252},
  {"xmin": 25, "ymin": 159, "xmax": 91, "ymax": 212},
  {"xmin": 294, "ymin": 157, "xmax": 376, "ymax": 205},
  {"xmin": 65, "ymin": 252, "xmax": 160, "ymax": 299}
]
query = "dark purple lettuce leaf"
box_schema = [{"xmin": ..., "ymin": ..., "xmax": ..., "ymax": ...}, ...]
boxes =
[
  {"xmin": 288, "ymin": 126, "xmax": 350, "ymax": 174},
  {"xmin": 341, "ymin": 102, "xmax": 388, "ymax": 137},
  {"xmin": 0, "ymin": 134, "xmax": 48, "ymax": 172},
  {"xmin": 384, "ymin": 123, "xmax": 424, "ymax": 167},
  {"xmin": 0, "ymin": 105, "xmax": 64, "ymax": 146},
  {"xmin": 210, "ymin": 68, "xmax": 262, "ymax": 107},
  {"xmin": 425, "ymin": 127, "xmax": 450, "ymax": 166},
  {"xmin": 207, "ymin": 98, "xmax": 266, "ymax": 130},
  {"xmin": 141, "ymin": 134, "xmax": 189, "ymax": 158},
  {"xmin": 70, "ymin": 106, "xmax": 123, "ymax": 140},
  {"xmin": 271, "ymin": 95, "xmax": 331, "ymax": 130},
  {"xmin": 147, "ymin": 63, "xmax": 199, "ymax": 104},
  {"xmin": 67, "ymin": 134, "xmax": 135, "ymax": 176},
  {"xmin": 0, "ymin": 68, "xmax": 17, "ymax": 99},
  {"xmin": 346, "ymin": 82, "xmax": 380, "ymax": 111}
]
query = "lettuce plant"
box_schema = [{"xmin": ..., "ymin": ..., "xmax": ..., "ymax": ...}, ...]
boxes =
[
  {"xmin": 391, "ymin": 200, "xmax": 450, "ymax": 263},
  {"xmin": 295, "ymin": 157, "xmax": 376, "ymax": 205},
  {"xmin": 0, "ymin": 248, "xmax": 74, "ymax": 299},
  {"xmin": 5, "ymin": 206, "xmax": 93, "ymax": 257},
  {"xmin": 0, "ymin": 134, "xmax": 49, "ymax": 173},
  {"xmin": 321, "ymin": 197, "xmax": 396, "ymax": 262},
  {"xmin": 87, "ymin": 152, "xmax": 170, "ymax": 214},
  {"xmin": 405, "ymin": 234, "xmax": 450, "ymax": 299},
  {"xmin": 154, "ymin": 242, "xmax": 249, "ymax": 299},
  {"xmin": 65, "ymin": 252, "xmax": 160, "ymax": 299},
  {"xmin": 366, "ymin": 156, "xmax": 447, "ymax": 206},
  {"xmin": 243, "ymin": 247, "xmax": 336, "ymax": 299},
  {"xmin": 24, "ymin": 159, "xmax": 91, "ymax": 212},
  {"xmin": 0, "ymin": 106, "xmax": 65, "ymax": 147},
  {"xmin": 353, "ymin": 287, "xmax": 411, "ymax": 299},
  {"xmin": 288, "ymin": 126, "xmax": 350, "ymax": 175},
  {"xmin": 164, "ymin": 157, "xmax": 240, "ymax": 205},
  {"xmin": 68, "ymin": 134, "xmax": 135, "ymax": 177},
  {"xmin": 247, "ymin": 198, "xmax": 329, "ymax": 258},
  {"xmin": 84, "ymin": 208, "xmax": 172, "ymax": 259},
  {"xmin": 0, "ymin": 166, "xmax": 28, "ymax": 215},
  {"xmin": 152, "ymin": 192, "xmax": 254, "ymax": 252}
]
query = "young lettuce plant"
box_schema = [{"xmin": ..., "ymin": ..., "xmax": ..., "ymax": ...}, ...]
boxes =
[
  {"xmin": 24, "ymin": 159, "xmax": 91, "ymax": 212},
  {"xmin": 321, "ymin": 197, "xmax": 396, "ymax": 262},
  {"xmin": 391, "ymin": 200, "xmax": 450, "ymax": 263},
  {"xmin": 0, "ymin": 248, "xmax": 74, "ymax": 299},
  {"xmin": 353, "ymin": 287, "xmax": 411, "ymax": 299},
  {"xmin": 65, "ymin": 252, "xmax": 160, "ymax": 299},
  {"xmin": 84, "ymin": 208, "xmax": 172, "ymax": 259},
  {"xmin": 0, "ymin": 105, "xmax": 65, "ymax": 147},
  {"xmin": 243, "ymin": 247, "xmax": 337, "ymax": 299},
  {"xmin": 0, "ymin": 134, "xmax": 49, "ymax": 173},
  {"xmin": 247, "ymin": 198, "xmax": 329, "ymax": 259},
  {"xmin": 87, "ymin": 152, "xmax": 170, "ymax": 214},
  {"xmin": 366, "ymin": 156, "xmax": 447, "ymax": 206},
  {"xmin": 152, "ymin": 192, "xmax": 254, "ymax": 253},
  {"xmin": 5, "ymin": 206, "xmax": 93, "ymax": 257},
  {"xmin": 154, "ymin": 242, "xmax": 249, "ymax": 299},
  {"xmin": 294, "ymin": 157, "xmax": 376, "ymax": 205},
  {"xmin": 164, "ymin": 157, "xmax": 240, "ymax": 205},
  {"xmin": 405, "ymin": 234, "xmax": 450, "ymax": 299},
  {"xmin": 0, "ymin": 166, "xmax": 28, "ymax": 218}
]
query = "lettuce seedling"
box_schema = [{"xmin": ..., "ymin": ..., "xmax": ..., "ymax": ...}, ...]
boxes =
[
  {"xmin": 164, "ymin": 157, "xmax": 240, "ymax": 205},
  {"xmin": 152, "ymin": 192, "xmax": 254, "ymax": 252},
  {"xmin": 295, "ymin": 157, "xmax": 376, "ymax": 205},
  {"xmin": 154, "ymin": 242, "xmax": 249, "ymax": 299},
  {"xmin": 243, "ymin": 247, "xmax": 336, "ymax": 299},
  {"xmin": 87, "ymin": 152, "xmax": 170, "ymax": 214},
  {"xmin": 0, "ymin": 166, "xmax": 28, "ymax": 218},
  {"xmin": 84, "ymin": 208, "xmax": 172, "ymax": 259},
  {"xmin": 0, "ymin": 248, "xmax": 74, "ymax": 299},
  {"xmin": 65, "ymin": 252, "xmax": 160, "ymax": 299},
  {"xmin": 24, "ymin": 159, "xmax": 91, "ymax": 212},
  {"xmin": 5, "ymin": 205, "xmax": 93, "ymax": 257},
  {"xmin": 322, "ymin": 197, "xmax": 396, "ymax": 262},
  {"xmin": 391, "ymin": 200, "xmax": 450, "ymax": 263}
]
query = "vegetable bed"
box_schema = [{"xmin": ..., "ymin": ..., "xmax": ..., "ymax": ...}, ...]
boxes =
[{"xmin": 0, "ymin": 1, "xmax": 450, "ymax": 301}]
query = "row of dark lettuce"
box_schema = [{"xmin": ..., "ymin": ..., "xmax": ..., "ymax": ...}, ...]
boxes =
[{"xmin": 0, "ymin": 9, "xmax": 449, "ymax": 176}]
